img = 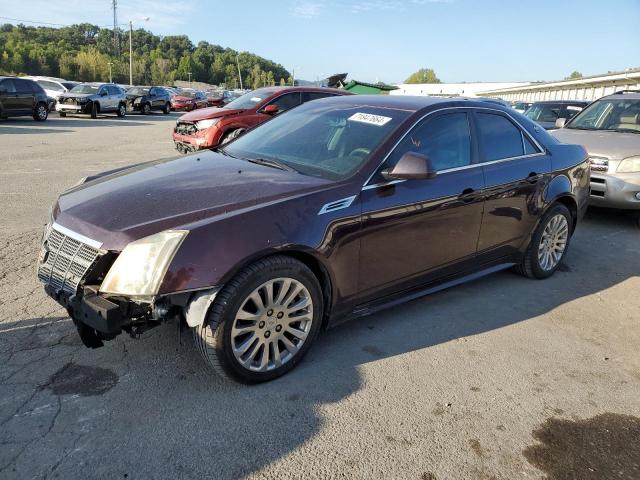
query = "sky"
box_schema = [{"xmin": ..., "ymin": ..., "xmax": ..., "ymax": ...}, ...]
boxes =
[{"xmin": 1, "ymin": 0, "xmax": 639, "ymax": 84}]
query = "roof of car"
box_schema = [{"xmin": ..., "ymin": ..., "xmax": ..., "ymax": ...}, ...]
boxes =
[
  {"xmin": 528, "ymin": 100, "xmax": 590, "ymax": 105},
  {"xmin": 253, "ymin": 86, "xmax": 349, "ymax": 95},
  {"xmin": 603, "ymin": 90, "xmax": 640, "ymax": 99},
  {"xmin": 311, "ymin": 94, "xmax": 519, "ymax": 113}
]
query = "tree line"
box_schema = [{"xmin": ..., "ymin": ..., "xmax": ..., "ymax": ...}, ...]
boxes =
[{"xmin": 0, "ymin": 23, "xmax": 292, "ymax": 88}]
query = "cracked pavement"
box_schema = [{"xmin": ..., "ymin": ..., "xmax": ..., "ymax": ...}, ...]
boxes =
[{"xmin": 1, "ymin": 115, "xmax": 639, "ymax": 479}]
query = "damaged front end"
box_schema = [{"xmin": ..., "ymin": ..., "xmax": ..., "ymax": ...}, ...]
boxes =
[{"xmin": 37, "ymin": 222, "xmax": 216, "ymax": 348}]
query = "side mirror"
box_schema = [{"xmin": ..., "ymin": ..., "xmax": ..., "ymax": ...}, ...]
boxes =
[
  {"xmin": 263, "ymin": 104, "xmax": 279, "ymax": 115},
  {"xmin": 381, "ymin": 152, "xmax": 436, "ymax": 181},
  {"xmin": 555, "ymin": 117, "xmax": 567, "ymax": 128}
]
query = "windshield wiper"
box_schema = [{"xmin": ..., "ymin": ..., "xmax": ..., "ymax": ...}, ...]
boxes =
[
  {"xmin": 609, "ymin": 128, "xmax": 640, "ymax": 134},
  {"xmin": 246, "ymin": 157, "xmax": 297, "ymax": 172}
]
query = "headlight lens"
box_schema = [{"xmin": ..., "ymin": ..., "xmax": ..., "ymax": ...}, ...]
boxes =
[
  {"xmin": 617, "ymin": 156, "xmax": 640, "ymax": 173},
  {"xmin": 100, "ymin": 230, "xmax": 188, "ymax": 299},
  {"xmin": 195, "ymin": 118, "xmax": 220, "ymax": 130}
]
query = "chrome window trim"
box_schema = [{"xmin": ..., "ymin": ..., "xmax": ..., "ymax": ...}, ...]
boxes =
[
  {"xmin": 51, "ymin": 222, "xmax": 103, "ymax": 250},
  {"xmin": 361, "ymin": 105, "xmax": 546, "ymax": 190}
]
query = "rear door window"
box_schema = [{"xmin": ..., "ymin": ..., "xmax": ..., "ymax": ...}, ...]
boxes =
[
  {"xmin": 270, "ymin": 92, "xmax": 302, "ymax": 113},
  {"xmin": 476, "ymin": 112, "xmax": 526, "ymax": 161},
  {"xmin": 0, "ymin": 79, "xmax": 17, "ymax": 93},
  {"xmin": 301, "ymin": 92, "xmax": 336, "ymax": 103}
]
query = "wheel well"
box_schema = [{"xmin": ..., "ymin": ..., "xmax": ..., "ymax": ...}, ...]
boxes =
[{"xmin": 554, "ymin": 195, "xmax": 578, "ymax": 233}]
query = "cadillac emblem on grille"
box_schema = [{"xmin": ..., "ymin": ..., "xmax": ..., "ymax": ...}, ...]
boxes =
[{"xmin": 37, "ymin": 224, "xmax": 103, "ymax": 295}]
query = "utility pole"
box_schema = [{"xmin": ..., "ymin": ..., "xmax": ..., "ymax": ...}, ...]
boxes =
[
  {"xmin": 129, "ymin": 20, "xmax": 133, "ymax": 86},
  {"xmin": 108, "ymin": 62, "xmax": 113, "ymax": 83},
  {"xmin": 292, "ymin": 68, "xmax": 295, "ymax": 86},
  {"xmin": 112, "ymin": 0, "xmax": 119, "ymax": 55},
  {"xmin": 188, "ymin": 72, "xmax": 192, "ymax": 87},
  {"xmin": 236, "ymin": 54, "xmax": 243, "ymax": 90}
]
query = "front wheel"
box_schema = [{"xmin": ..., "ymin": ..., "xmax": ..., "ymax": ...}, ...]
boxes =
[
  {"xmin": 33, "ymin": 103, "xmax": 48, "ymax": 121},
  {"xmin": 193, "ymin": 256, "xmax": 323, "ymax": 383},
  {"xmin": 516, "ymin": 203, "xmax": 572, "ymax": 279},
  {"xmin": 90, "ymin": 102, "xmax": 98, "ymax": 119},
  {"xmin": 59, "ymin": 111, "xmax": 66, "ymax": 117},
  {"xmin": 116, "ymin": 103, "xmax": 126, "ymax": 117},
  {"xmin": 142, "ymin": 103, "xmax": 151, "ymax": 115}
]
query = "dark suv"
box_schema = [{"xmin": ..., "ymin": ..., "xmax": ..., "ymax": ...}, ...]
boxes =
[
  {"xmin": 0, "ymin": 76, "xmax": 50, "ymax": 121},
  {"xmin": 38, "ymin": 96, "xmax": 589, "ymax": 383},
  {"xmin": 125, "ymin": 86, "xmax": 172, "ymax": 114},
  {"xmin": 56, "ymin": 83, "xmax": 127, "ymax": 118}
]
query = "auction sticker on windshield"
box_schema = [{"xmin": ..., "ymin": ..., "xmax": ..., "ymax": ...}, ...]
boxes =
[{"xmin": 348, "ymin": 112, "xmax": 392, "ymax": 126}]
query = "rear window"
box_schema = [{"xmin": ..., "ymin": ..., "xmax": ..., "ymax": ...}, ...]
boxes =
[{"xmin": 476, "ymin": 112, "xmax": 525, "ymax": 161}]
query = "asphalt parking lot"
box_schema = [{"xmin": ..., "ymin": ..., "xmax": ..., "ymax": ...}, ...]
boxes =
[{"xmin": 1, "ymin": 114, "xmax": 639, "ymax": 480}]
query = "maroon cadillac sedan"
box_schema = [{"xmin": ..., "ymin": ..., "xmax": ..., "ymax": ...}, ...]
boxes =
[{"xmin": 37, "ymin": 95, "xmax": 589, "ymax": 383}]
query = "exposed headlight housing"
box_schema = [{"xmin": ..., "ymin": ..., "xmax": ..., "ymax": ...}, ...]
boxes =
[
  {"xmin": 195, "ymin": 118, "xmax": 220, "ymax": 130},
  {"xmin": 100, "ymin": 230, "xmax": 188, "ymax": 300},
  {"xmin": 617, "ymin": 156, "xmax": 640, "ymax": 173},
  {"xmin": 133, "ymin": 97, "xmax": 142, "ymax": 104}
]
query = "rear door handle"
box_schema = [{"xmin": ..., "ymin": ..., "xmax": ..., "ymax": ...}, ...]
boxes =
[
  {"xmin": 527, "ymin": 172, "xmax": 543, "ymax": 184},
  {"xmin": 458, "ymin": 188, "xmax": 477, "ymax": 203}
]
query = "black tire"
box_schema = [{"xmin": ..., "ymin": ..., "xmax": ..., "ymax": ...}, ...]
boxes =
[
  {"xmin": 162, "ymin": 102, "xmax": 171, "ymax": 114},
  {"xmin": 193, "ymin": 255, "xmax": 323, "ymax": 383},
  {"xmin": 632, "ymin": 212, "xmax": 640, "ymax": 229},
  {"xmin": 59, "ymin": 111, "xmax": 66, "ymax": 117},
  {"xmin": 516, "ymin": 203, "xmax": 573, "ymax": 279},
  {"xmin": 220, "ymin": 128, "xmax": 245, "ymax": 145},
  {"xmin": 116, "ymin": 103, "xmax": 126, "ymax": 117},
  {"xmin": 33, "ymin": 103, "xmax": 48, "ymax": 121},
  {"xmin": 142, "ymin": 103, "xmax": 151, "ymax": 115},
  {"xmin": 90, "ymin": 102, "xmax": 98, "ymax": 119}
]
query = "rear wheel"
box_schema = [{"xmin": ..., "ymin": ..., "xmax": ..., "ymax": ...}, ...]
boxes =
[
  {"xmin": 516, "ymin": 203, "xmax": 572, "ymax": 279},
  {"xmin": 162, "ymin": 102, "xmax": 171, "ymax": 114},
  {"xmin": 193, "ymin": 256, "xmax": 323, "ymax": 383},
  {"xmin": 33, "ymin": 103, "xmax": 48, "ymax": 121},
  {"xmin": 116, "ymin": 103, "xmax": 126, "ymax": 117},
  {"xmin": 59, "ymin": 111, "xmax": 66, "ymax": 117}
]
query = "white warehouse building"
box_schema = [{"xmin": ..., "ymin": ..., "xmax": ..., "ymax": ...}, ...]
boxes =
[
  {"xmin": 477, "ymin": 68, "xmax": 640, "ymax": 102},
  {"xmin": 390, "ymin": 82, "xmax": 529, "ymax": 97}
]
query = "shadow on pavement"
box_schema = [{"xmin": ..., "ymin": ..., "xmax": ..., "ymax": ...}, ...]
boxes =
[{"xmin": 0, "ymin": 208, "xmax": 638, "ymax": 478}]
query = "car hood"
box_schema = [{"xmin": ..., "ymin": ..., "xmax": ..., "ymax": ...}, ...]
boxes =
[
  {"xmin": 178, "ymin": 107, "xmax": 244, "ymax": 122},
  {"xmin": 54, "ymin": 151, "xmax": 331, "ymax": 251},
  {"xmin": 172, "ymin": 96, "xmax": 194, "ymax": 102},
  {"xmin": 126, "ymin": 93, "xmax": 146, "ymax": 100},
  {"xmin": 551, "ymin": 128, "xmax": 640, "ymax": 161}
]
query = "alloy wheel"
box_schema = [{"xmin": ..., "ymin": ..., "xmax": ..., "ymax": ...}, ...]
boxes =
[
  {"xmin": 231, "ymin": 277, "xmax": 313, "ymax": 372},
  {"xmin": 37, "ymin": 105, "xmax": 47, "ymax": 120},
  {"xmin": 537, "ymin": 214, "xmax": 569, "ymax": 271}
]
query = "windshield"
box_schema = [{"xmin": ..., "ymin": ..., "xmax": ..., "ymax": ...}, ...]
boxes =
[
  {"xmin": 70, "ymin": 84, "xmax": 100, "ymax": 94},
  {"xmin": 221, "ymin": 102, "xmax": 410, "ymax": 180},
  {"xmin": 62, "ymin": 82, "xmax": 77, "ymax": 90},
  {"xmin": 177, "ymin": 90, "xmax": 196, "ymax": 98},
  {"xmin": 224, "ymin": 89, "xmax": 274, "ymax": 110},
  {"xmin": 524, "ymin": 104, "xmax": 562, "ymax": 122},
  {"xmin": 567, "ymin": 98, "xmax": 640, "ymax": 131},
  {"xmin": 127, "ymin": 87, "xmax": 149, "ymax": 95}
]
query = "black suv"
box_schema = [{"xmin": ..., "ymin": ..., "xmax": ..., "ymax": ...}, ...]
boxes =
[
  {"xmin": 0, "ymin": 76, "xmax": 50, "ymax": 121},
  {"xmin": 125, "ymin": 86, "xmax": 172, "ymax": 114}
]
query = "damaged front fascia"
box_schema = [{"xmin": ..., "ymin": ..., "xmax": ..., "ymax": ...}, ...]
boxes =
[{"xmin": 183, "ymin": 288, "xmax": 219, "ymax": 327}]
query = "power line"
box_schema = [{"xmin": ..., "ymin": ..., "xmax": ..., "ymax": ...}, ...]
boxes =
[{"xmin": 0, "ymin": 15, "xmax": 120, "ymax": 28}]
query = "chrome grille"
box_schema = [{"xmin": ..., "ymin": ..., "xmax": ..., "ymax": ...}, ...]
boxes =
[
  {"xmin": 589, "ymin": 156, "xmax": 609, "ymax": 172},
  {"xmin": 37, "ymin": 225, "xmax": 101, "ymax": 295}
]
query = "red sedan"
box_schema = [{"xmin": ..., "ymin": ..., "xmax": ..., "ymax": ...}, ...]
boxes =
[{"xmin": 172, "ymin": 86, "xmax": 350, "ymax": 153}]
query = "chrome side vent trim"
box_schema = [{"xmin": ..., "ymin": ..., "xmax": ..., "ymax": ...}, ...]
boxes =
[{"xmin": 318, "ymin": 195, "xmax": 357, "ymax": 215}]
